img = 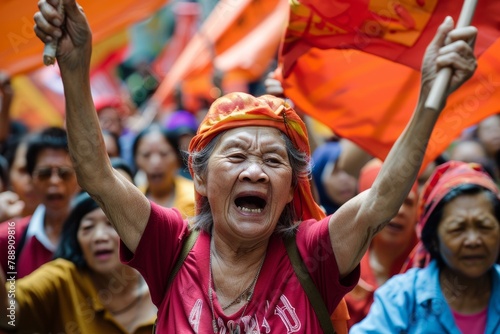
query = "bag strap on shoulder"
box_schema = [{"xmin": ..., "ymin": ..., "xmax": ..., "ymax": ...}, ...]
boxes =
[
  {"xmin": 284, "ymin": 234, "xmax": 336, "ymax": 334},
  {"xmin": 167, "ymin": 229, "xmax": 200, "ymax": 288},
  {"xmin": 153, "ymin": 229, "xmax": 200, "ymax": 333},
  {"xmin": 156, "ymin": 230, "xmax": 335, "ymax": 334}
]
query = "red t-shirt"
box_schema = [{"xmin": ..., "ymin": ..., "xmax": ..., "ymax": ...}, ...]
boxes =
[
  {"xmin": 0, "ymin": 217, "xmax": 29, "ymax": 275},
  {"xmin": 121, "ymin": 202, "xmax": 359, "ymax": 333},
  {"xmin": 0, "ymin": 217, "xmax": 53, "ymax": 279}
]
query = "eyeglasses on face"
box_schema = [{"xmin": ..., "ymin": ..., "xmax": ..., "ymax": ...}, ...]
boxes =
[{"xmin": 33, "ymin": 166, "xmax": 75, "ymax": 181}]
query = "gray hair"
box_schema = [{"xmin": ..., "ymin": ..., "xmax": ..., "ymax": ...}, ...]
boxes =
[{"xmin": 189, "ymin": 130, "xmax": 311, "ymax": 237}]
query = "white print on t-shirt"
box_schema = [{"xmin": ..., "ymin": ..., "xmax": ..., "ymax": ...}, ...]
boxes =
[
  {"xmin": 215, "ymin": 315, "xmax": 259, "ymax": 333},
  {"xmin": 274, "ymin": 295, "xmax": 301, "ymax": 332},
  {"xmin": 189, "ymin": 299, "xmax": 203, "ymax": 332},
  {"xmin": 189, "ymin": 294, "xmax": 301, "ymax": 333}
]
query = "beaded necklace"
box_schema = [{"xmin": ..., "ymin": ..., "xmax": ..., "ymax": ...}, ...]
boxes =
[{"xmin": 208, "ymin": 251, "xmax": 265, "ymax": 334}]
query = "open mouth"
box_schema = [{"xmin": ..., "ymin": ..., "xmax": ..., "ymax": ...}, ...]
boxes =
[
  {"xmin": 94, "ymin": 249, "xmax": 113, "ymax": 259},
  {"xmin": 386, "ymin": 222, "xmax": 404, "ymax": 232},
  {"xmin": 462, "ymin": 255, "xmax": 485, "ymax": 260},
  {"xmin": 235, "ymin": 195, "xmax": 267, "ymax": 213},
  {"xmin": 46, "ymin": 193, "xmax": 64, "ymax": 201},
  {"xmin": 149, "ymin": 173, "xmax": 164, "ymax": 183}
]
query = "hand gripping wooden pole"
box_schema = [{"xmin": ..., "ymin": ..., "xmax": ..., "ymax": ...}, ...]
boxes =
[
  {"xmin": 424, "ymin": 0, "xmax": 477, "ymax": 111},
  {"xmin": 43, "ymin": 0, "xmax": 64, "ymax": 65}
]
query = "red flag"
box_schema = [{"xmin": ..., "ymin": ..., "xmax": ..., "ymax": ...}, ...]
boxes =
[
  {"xmin": 279, "ymin": 0, "xmax": 500, "ymax": 169},
  {"xmin": 280, "ymin": 39, "xmax": 500, "ymax": 170},
  {"xmin": 281, "ymin": 0, "xmax": 500, "ymax": 77},
  {"xmin": 0, "ymin": 0, "xmax": 168, "ymax": 76}
]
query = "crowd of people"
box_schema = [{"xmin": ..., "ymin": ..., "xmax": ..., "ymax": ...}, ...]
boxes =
[{"xmin": 0, "ymin": 0, "xmax": 497, "ymax": 333}]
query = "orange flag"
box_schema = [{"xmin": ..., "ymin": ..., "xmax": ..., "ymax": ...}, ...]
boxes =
[
  {"xmin": 279, "ymin": 0, "xmax": 500, "ymax": 169},
  {"xmin": 280, "ymin": 39, "xmax": 500, "ymax": 169},
  {"xmin": 281, "ymin": 0, "xmax": 500, "ymax": 77},
  {"xmin": 9, "ymin": 73, "xmax": 66, "ymax": 130},
  {"xmin": 150, "ymin": 0, "xmax": 289, "ymax": 110},
  {"xmin": 0, "ymin": 0, "xmax": 168, "ymax": 76},
  {"xmin": 10, "ymin": 46, "xmax": 128, "ymax": 131}
]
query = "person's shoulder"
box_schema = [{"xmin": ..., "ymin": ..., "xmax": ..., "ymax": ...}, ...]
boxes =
[
  {"xmin": 493, "ymin": 264, "xmax": 500, "ymax": 278},
  {"xmin": 0, "ymin": 216, "xmax": 30, "ymax": 228},
  {"xmin": 376, "ymin": 267, "xmax": 422, "ymax": 295},
  {"xmin": 37, "ymin": 258, "xmax": 79, "ymax": 274},
  {"xmin": 17, "ymin": 259, "xmax": 81, "ymax": 286}
]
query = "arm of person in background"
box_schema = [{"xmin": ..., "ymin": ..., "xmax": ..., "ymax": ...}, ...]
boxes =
[
  {"xmin": 329, "ymin": 17, "xmax": 477, "ymax": 278},
  {"xmin": 34, "ymin": 0, "xmax": 150, "ymax": 253},
  {"xmin": 0, "ymin": 72, "xmax": 13, "ymax": 148},
  {"xmin": 0, "ymin": 191, "xmax": 25, "ymax": 222}
]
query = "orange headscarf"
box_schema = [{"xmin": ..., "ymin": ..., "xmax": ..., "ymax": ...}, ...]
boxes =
[{"xmin": 188, "ymin": 92, "xmax": 324, "ymax": 221}]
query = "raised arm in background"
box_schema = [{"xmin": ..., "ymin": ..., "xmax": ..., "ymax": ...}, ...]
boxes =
[
  {"xmin": 330, "ymin": 17, "xmax": 477, "ymax": 278},
  {"xmin": 34, "ymin": 0, "xmax": 150, "ymax": 253}
]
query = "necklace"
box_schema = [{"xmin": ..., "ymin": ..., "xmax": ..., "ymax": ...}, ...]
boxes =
[
  {"xmin": 208, "ymin": 251, "xmax": 265, "ymax": 334},
  {"xmin": 221, "ymin": 276, "xmax": 257, "ymax": 311}
]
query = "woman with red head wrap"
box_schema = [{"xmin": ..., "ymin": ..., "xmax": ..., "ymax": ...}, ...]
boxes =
[
  {"xmin": 351, "ymin": 161, "xmax": 500, "ymax": 333},
  {"xmin": 32, "ymin": 1, "xmax": 477, "ymax": 332}
]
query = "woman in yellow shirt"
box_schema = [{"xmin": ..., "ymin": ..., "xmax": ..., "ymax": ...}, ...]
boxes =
[
  {"xmin": 0, "ymin": 192, "xmax": 157, "ymax": 333},
  {"xmin": 133, "ymin": 124, "xmax": 195, "ymax": 218}
]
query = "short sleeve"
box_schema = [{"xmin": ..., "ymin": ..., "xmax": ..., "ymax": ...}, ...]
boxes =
[
  {"xmin": 120, "ymin": 201, "xmax": 189, "ymax": 306},
  {"xmin": 295, "ymin": 217, "xmax": 360, "ymax": 313}
]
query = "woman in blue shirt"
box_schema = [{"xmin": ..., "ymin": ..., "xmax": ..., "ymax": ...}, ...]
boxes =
[{"xmin": 351, "ymin": 161, "xmax": 500, "ymax": 334}]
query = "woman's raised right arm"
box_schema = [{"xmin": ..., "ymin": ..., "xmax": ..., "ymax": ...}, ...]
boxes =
[{"xmin": 34, "ymin": 0, "xmax": 149, "ymax": 253}]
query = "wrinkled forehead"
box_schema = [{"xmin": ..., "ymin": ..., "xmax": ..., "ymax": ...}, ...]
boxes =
[
  {"xmin": 440, "ymin": 189, "xmax": 499, "ymax": 219},
  {"xmin": 216, "ymin": 126, "xmax": 286, "ymax": 150}
]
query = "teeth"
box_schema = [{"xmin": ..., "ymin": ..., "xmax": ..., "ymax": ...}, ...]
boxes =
[{"xmin": 237, "ymin": 206, "xmax": 262, "ymax": 213}]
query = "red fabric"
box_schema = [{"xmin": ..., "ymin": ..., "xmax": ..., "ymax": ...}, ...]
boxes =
[
  {"xmin": 0, "ymin": 216, "xmax": 53, "ymax": 279},
  {"xmin": 281, "ymin": 0, "xmax": 500, "ymax": 76},
  {"xmin": 121, "ymin": 202, "xmax": 358, "ymax": 333},
  {"xmin": 17, "ymin": 234, "xmax": 54, "ymax": 279},
  {"xmin": 94, "ymin": 95, "xmax": 127, "ymax": 115},
  {"xmin": 279, "ymin": 38, "xmax": 500, "ymax": 172},
  {"xmin": 0, "ymin": 217, "xmax": 30, "ymax": 276},
  {"xmin": 279, "ymin": 0, "xmax": 500, "ymax": 171},
  {"xmin": 0, "ymin": 0, "xmax": 168, "ymax": 76},
  {"xmin": 344, "ymin": 252, "xmax": 377, "ymax": 328},
  {"xmin": 452, "ymin": 307, "xmax": 488, "ymax": 334}
]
